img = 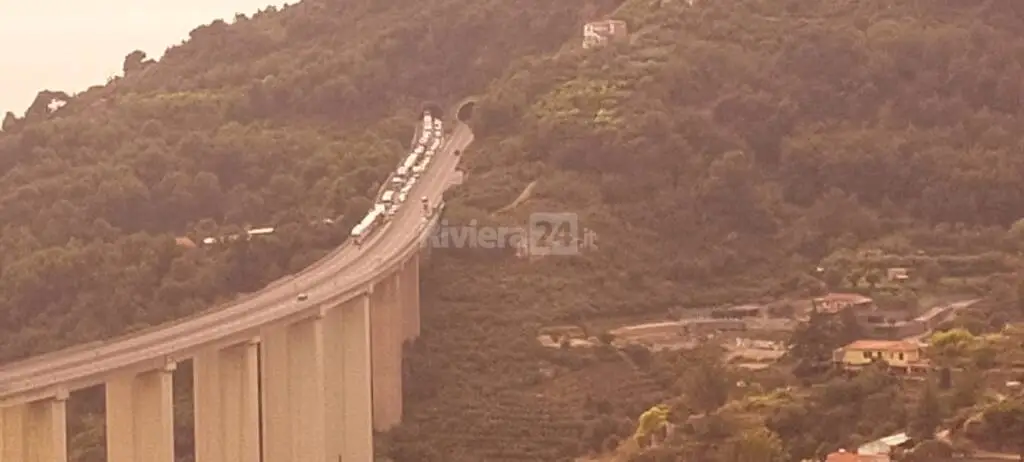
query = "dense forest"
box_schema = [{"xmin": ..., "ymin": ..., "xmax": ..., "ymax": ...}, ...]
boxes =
[
  {"xmin": 392, "ymin": 0, "xmax": 1024, "ymax": 460},
  {"xmin": 4, "ymin": 0, "xmax": 1024, "ymax": 460},
  {"xmin": 0, "ymin": 0, "xmax": 621, "ymax": 459},
  {"xmin": 0, "ymin": 0, "xmax": 620, "ymax": 362}
]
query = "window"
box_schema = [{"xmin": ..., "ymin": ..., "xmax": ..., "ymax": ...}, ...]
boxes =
[
  {"xmin": 863, "ymin": 351, "xmax": 871, "ymax": 359},
  {"xmin": 898, "ymin": 353, "xmax": 905, "ymax": 361}
]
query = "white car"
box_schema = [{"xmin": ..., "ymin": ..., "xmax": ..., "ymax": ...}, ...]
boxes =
[{"xmin": 297, "ymin": 293, "xmax": 309, "ymax": 301}]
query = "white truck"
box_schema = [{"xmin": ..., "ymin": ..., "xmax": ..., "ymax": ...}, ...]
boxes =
[
  {"xmin": 402, "ymin": 153, "xmax": 418, "ymax": 171},
  {"xmin": 350, "ymin": 206, "xmax": 386, "ymax": 246}
]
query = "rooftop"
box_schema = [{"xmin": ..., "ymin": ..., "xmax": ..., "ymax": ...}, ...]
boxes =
[
  {"xmin": 825, "ymin": 450, "xmax": 890, "ymax": 461},
  {"xmin": 815, "ymin": 293, "xmax": 873, "ymax": 304},
  {"xmin": 858, "ymin": 432, "xmax": 912, "ymax": 455},
  {"xmin": 877, "ymin": 432, "xmax": 911, "ymax": 447},
  {"xmin": 611, "ymin": 321, "xmax": 683, "ymax": 334},
  {"xmin": 844, "ymin": 340, "xmax": 921, "ymax": 352},
  {"xmin": 585, "ymin": 18, "xmax": 626, "ymax": 27},
  {"xmin": 174, "ymin": 236, "xmax": 197, "ymax": 248},
  {"xmin": 915, "ymin": 304, "xmax": 954, "ymax": 321}
]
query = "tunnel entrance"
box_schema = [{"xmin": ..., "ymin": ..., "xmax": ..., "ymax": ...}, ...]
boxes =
[
  {"xmin": 456, "ymin": 101, "xmax": 475, "ymax": 122},
  {"xmin": 422, "ymin": 102, "xmax": 444, "ymax": 118}
]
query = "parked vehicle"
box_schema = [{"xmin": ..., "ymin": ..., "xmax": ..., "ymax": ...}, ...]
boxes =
[{"xmin": 350, "ymin": 206, "xmax": 386, "ymax": 246}]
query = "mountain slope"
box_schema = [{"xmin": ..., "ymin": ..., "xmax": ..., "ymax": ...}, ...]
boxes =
[
  {"xmin": 0, "ymin": 1, "xmax": 625, "ymax": 460},
  {"xmin": 389, "ymin": 0, "xmax": 1024, "ymax": 460},
  {"xmin": 0, "ymin": 0, "xmax": 623, "ymax": 363},
  {"xmin": 5, "ymin": 0, "xmax": 1024, "ymax": 460}
]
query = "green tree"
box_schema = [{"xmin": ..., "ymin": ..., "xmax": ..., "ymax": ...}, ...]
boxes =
[
  {"xmin": 904, "ymin": 439, "xmax": 953, "ymax": 462},
  {"xmin": 1009, "ymin": 218, "xmax": 1024, "ymax": 249},
  {"xmin": 951, "ymin": 367, "xmax": 982, "ymax": 409},
  {"xmin": 919, "ymin": 260, "xmax": 943, "ymax": 285},
  {"xmin": 910, "ymin": 381, "xmax": 942, "ymax": 439},
  {"xmin": 1016, "ymin": 278, "xmax": 1024, "ymax": 318},
  {"xmin": 1, "ymin": 111, "xmax": 16, "ymax": 132},
  {"xmin": 122, "ymin": 50, "xmax": 148, "ymax": 76},
  {"xmin": 981, "ymin": 400, "xmax": 1024, "ymax": 459},
  {"xmin": 865, "ymin": 270, "xmax": 882, "ymax": 288},
  {"xmin": 679, "ymin": 349, "xmax": 733, "ymax": 414},
  {"xmin": 717, "ymin": 428, "xmax": 788, "ymax": 462}
]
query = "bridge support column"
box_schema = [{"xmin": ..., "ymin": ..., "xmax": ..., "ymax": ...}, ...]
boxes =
[
  {"xmin": 323, "ymin": 294, "xmax": 374, "ymax": 461},
  {"xmin": 421, "ymin": 230, "xmax": 433, "ymax": 261},
  {"xmin": 0, "ymin": 394, "xmax": 68, "ymax": 462},
  {"xmin": 106, "ymin": 364, "xmax": 176, "ymax": 462},
  {"xmin": 194, "ymin": 340, "xmax": 260, "ymax": 462},
  {"xmin": 370, "ymin": 273, "xmax": 403, "ymax": 431},
  {"xmin": 401, "ymin": 253, "xmax": 421, "ymax": 342},
  {"xmin": 261, "ymin": 317, "xmax": 327, "ymax": 462}
]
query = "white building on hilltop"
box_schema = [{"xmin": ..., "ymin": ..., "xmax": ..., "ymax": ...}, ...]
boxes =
[{"xmin": 582, "ymin": 19, "xmax": 628, "ymax": 49}]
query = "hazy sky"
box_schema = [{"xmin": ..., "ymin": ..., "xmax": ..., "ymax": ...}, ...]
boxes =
[{"xmin": 0, "ymin": 0, "xmax": 287, "ymax": 115}]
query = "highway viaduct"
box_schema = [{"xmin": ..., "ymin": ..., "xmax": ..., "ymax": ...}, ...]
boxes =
[{"xmin": 0, "ymin": 120, "xmax": 475, "ymax": 462}]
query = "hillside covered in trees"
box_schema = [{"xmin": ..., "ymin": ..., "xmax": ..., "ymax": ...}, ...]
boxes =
[
  {"xmin": 0, "ymin": 0, "xmax": 620, "ymax": 362},
  {"xmin": 392, "ymin": 0, "xmax": 1024, "ymax": 460},
  {"xmin": 4, "ymin": 0, "xmax": 1024, "ymax": 460}
]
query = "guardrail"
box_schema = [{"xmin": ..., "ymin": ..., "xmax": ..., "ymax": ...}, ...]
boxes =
[
  {"xmin": 0, "ymin": 123, "xmax": 458, "ymax": 377},
  {"xmin": 0, "ymin": 122, "xmax": 467, "ymax": 411},
  {"xmin": 374, "ymin": 118, "xmax": 441, "ymax": 202},
  {"xmin": 0, "ymin": 202, "xmax": 445, "ymax": 406},
  {"xmin": 0, "ymin": 135, "xmax": 464, "ymax": 408},
  {"xmin": 0, "ymin": 237, "xmax": 355, "ymax": 379}
]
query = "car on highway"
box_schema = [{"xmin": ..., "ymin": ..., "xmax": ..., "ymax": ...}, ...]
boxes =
[{"xmin": 0, "ymin": 108, "xmax": 462, "ymax": 411}]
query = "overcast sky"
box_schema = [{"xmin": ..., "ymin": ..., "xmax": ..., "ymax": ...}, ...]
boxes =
[{"xmin": 0, "ymin": 0, "xmax": 287, "ymax": 115}]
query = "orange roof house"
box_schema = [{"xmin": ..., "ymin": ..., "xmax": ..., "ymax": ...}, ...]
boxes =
[
  {"xmin": 825, "ymin": 449, "xmax": 890, "ymax": 461},
  {"xmin": 833, "ymin": 340, "xmax": 927, "ymax": 370}
]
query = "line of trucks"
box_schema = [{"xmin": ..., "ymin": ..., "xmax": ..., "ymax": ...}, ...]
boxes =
[{"xmin": 349, "ymin": 111, "xmax": 445, "ymax": 247}]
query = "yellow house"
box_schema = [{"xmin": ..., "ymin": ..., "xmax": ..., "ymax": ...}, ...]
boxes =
[{"xmin": 834, "ymin": 340, "xmax": 926, "ymax": 371}]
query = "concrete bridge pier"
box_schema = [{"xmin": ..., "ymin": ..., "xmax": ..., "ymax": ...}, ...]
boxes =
[
  {"xmin": 260, "ymin": 317, "xmax": 328, "ymax": 462},
  {"xmin": 259, "ymin": 294, "xmax": 376, "ymax": 462},
  {"xmin": 401, "ymin": 252, "xmax": 421, "ymax": 342},
  {"xmin": 106, "ymin": 363, "xmax": 176, "ymax": 462},
  {"xmin": 0, "ymin": 393, "xmax": 68, "ymax": 462},
  {"xmin": 370, "ymin": 271, "xmax": 404, "ymax": 431},
  {"xmin": 323, "ymin": 294, "xmax": 374, "ymax": 461},
  {"xmin": 193, "ymin": 340, "xmax": 260, "ymax": 462}
]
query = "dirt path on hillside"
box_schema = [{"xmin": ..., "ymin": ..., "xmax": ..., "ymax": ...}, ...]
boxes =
[{"xmin": 493, "ymin": 180, "xmax": 537, "ymax": 215}]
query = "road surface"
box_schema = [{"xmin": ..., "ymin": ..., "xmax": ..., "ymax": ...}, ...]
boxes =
[{"xmin": 0, "ymin": 122, "xmax": 474, "ymax": 406}]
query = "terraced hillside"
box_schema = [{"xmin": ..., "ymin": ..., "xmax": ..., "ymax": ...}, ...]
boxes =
[
  {"xmin": 8, "ymin": 0, "xmax": 1024, "ymax": 459},
  {"xmin": 392, "ymin": 0, "xmax": 1024, "ymax": 459},
  {"xmin": 535, "ymin": 359, "xmax": 670, "ymax": 415},
  {"xmin": 396, "ymin": 391, "xmax": 586, "ymax": 461},
  {"xmin": 0, "ymin": 0, "xmax": 629, "ymax": 460}
]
